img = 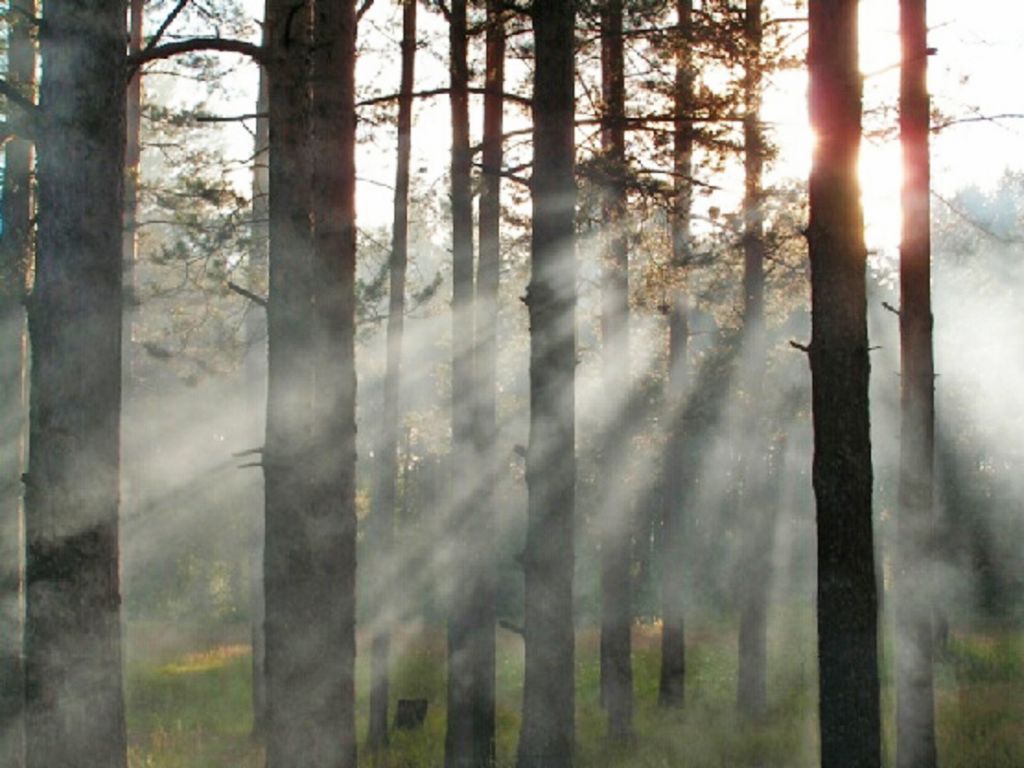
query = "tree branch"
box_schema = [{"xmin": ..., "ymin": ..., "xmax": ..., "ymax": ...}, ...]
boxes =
[
  {"xmin": 0, "ymin": 77, "xmax": 39, "ymax": 121},
  {"xmin": 127, "ymin": 37, "xmax": 265, "ymax": 76},
  {"xmin": 356, "ymin": 0, "xmax": 375, "ymax": 21},
  {"xmin": 357, "ymin": 86, "xmax": 531, "ymax": 109},
  {"xmin": 227, "ymin": 281, "xmax": 268, "ymax": 307},
  {"xmin": 145, "ymin": 0, "xmax": 192, "ymax": 53}
]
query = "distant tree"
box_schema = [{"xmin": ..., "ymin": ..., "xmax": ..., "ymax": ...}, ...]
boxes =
[
  {"xmin": 596, "ymin": 0, "xmax": 634, "ymax": 741},
  {"xmin": 894, "ymin": 0, "xmax": 938, "ymax": 766},
  {"xmin": 23, "ymin": 0, "xmax": 128, "ymax": 764},
  {"xmin": 658, "ymin": 0, "xmax": 694, "ymax": 710},
  {"xmin": 807, "ymin": 2, "xmax": 882, "ymax": 767},
  {"xmin": 516, "ymin": 1, "xmax": 577, "ymax": 765},
  {"xmin": 368, "ymin": 0, "xmax": 417, "ymax": 751},
  {"xmin": 0, "ymin": 1, "xmax": 35, "ymax": 763}
]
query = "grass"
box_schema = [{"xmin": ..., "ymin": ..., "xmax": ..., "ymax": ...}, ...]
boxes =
[{"xmin": 125, "ymin": 617, "xmax": 1023, "ymax": 767}]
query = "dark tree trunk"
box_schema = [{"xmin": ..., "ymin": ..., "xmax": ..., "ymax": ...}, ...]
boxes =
[
  {"xmin": 895, "ymin": 1, "xmax": 937, "ymax": 766},
  {"xmin": 658, "ymin": 0, "xmax": 693, "ymax": 710},
  {"xmin": 445, "ymin": 0, "xmax": 492, "ymax": 763},
  {"xmin": 807, "ymin": 3, "xmax": 882, "ymax": 767},
  {"xmin": 246, "ymin": 17, "xmax": 270, "ymax": 740},
  {"xmin": 24, "ymin": 0, "xmax": 128, "ymax": 763},
  {"xmin": 735, "ymin": 0, "xmax": 770, "ymax": 720},
  {"xmin": 0, "ymin": 2, "xmax": 34, "ymax": 762},
  {"xmin": 368, "ymin": 0, "xmax": 417, "ymax": 752},
  {"xmin": 597, "ymin": 0, "xmax": 633, "ymax": 741},
  {"xmin": 516, "ymin": 1, "xmax": 576, "ymax": 766},
  {"xmin": 263, "ymin": 0, "xmax": 359, "ymax": 764}
]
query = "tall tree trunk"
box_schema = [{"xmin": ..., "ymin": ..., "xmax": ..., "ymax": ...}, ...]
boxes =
[
  {"xmin": 597, "ymin": 0, "xmax": 633, "ymax": 741},
  {"xmin": 123, "ymin": 0, "xmax": 143, "ymax": 378},
  {"xmin": 246, "ymin": 20, "xmax": 270, "ymax": 740},
  {"xmin": 368, "ymin": 0, "xmax": 417, "ymax": 752},
  {"xmin": 736, "ymin": 0, "xmax": 770, "ymax": 720},
  {"xmin": 516, "ymin": 1, "xmax": 576, "ymax": 766},
  {"xmin": 658, "ymin": 0, "xmax": 693, "ymax": 710},
  {"xmin": 0, "ymin": 1, "xmax": 35, "ymax": 762},
  {"xmin": 895, "ymin": 1, "xmax": 937, "ymax": 765},
  {"xmin": 807, "ymin": 3, "xmax": 882, "ymax": 767},
  {"xmin": 24, "ymin": 0, "xmax": 128, "ymax": 763},
  {"xmin": 264, "ymin": 0, "xmax": 358, "ymax": 764},
  {"xmin": 445, "ymin": 0, "xmax": 489, "ymax": 763}
]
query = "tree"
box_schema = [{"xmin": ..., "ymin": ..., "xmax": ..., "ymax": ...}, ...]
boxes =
[
  {"xmin": 445, "ymin": 0, "xmax": 490, "ymax": 763},
  {"xmin": 597, "ymin": 0, "xmax": 634, "ymax": 741},
  {"xmin": 262, "ymin": 0, "xmax": 359, "ymax": 763},
  {"xmin": 0, "ymin": 1, "xmax": 35, "ymax": 763},
  {"xmin": 23, "ymin": 0, "xmax": 128, "ymax": 763},
  {"xmin": 735, "ymin": 0, "xmax": 770, "ymax": 720},
  {"xmin": 516, "ymin": 0, "xmax": 577, "ymax": 765},
  {"xmin": 807, "ymin": 2, "xmax": 882, "ymax": 767},
  {"xmin": 368, "ymin": 0, "xmax": 418, "ymax": 751},
  {"xmin": 658, "ymin": 0, "xmax": 695, "ymax": 710},
  {"xmin": 895, "ymin": 0, "xmax": 938, "ymax": 765}
]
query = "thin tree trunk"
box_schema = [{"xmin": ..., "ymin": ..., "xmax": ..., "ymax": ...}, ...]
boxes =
[
  {"xmin": 123, "ymin": 0, "xmax": 143, "ymax": 378},
  {"xmin": 807, "ymin": 3, "xmax": 882, "ymax": 767},
  {"xmin": 658, "ymin": 0, "xmax": 693, "ymax": 710},
  {"xmin": 245, "ymin": 18, "xmax": 270, "ymax": 740},
  {"xmin": 445, "ymin": 0, "xmax": 486, "ymax": 763},
  {"xmin": 597, "ymin": 0, "xmax": 633, "ymax": 741},
  {"xmin": 516, "ymin": 1, "xmax": 576, "ymax": 766},
  {"xmin": 0, "ymin": 3, "xmax": 34, "ymax": 762},
  {"xmin": 368, "ymin": 0, "xmax": 417, "ymax": 752},
  {"xmin": 24, "ymin": 0, "xmax": 128, "ymax": 763},
  {"xmin": 736, "ymin": 0, "xmax": 770, "ymax": 720},
  {"xmin": 895, "ymin": 1, "xmax": 937, "ymax": 765}
]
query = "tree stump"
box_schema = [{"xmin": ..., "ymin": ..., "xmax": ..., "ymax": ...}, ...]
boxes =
[{"xmin": 394, "ymin": 698, "xmax": 428, "ymax": 730}]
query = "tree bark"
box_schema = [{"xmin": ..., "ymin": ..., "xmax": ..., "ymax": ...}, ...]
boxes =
[
  {"xmin": 24, "ymin": 0, "xmax": 128, "ymax": 763},
  {"xmin": 0, "ymin": 3, "xmax": 34, "ymax": 763},
  {"xmin": 263, "ymin": 0, "xmax": 359, "ymax": 764},
  {"xmin": 807, "ymin": 3, "xmax": 882, "ymax": 767},
  {"xmin": 368, "ymin": 0, "xmax": 417, "ymax": 752},
  {"xmin": 516, "ymin": 1, "xmax": 576, "ymax": 766},
  {"xmin": 123, "ymin": 0, "xmax": 144, "ymax": 378},
  {"xmin": 895, "ymin": 1, "xmax": 937, "ymax": 766},
  {"xmin": 445, "ymin": 0, "xmax": 492, "ymax": 763},
  {"xmin": 597, "ymin": 0, "xmax": 633, "ymax": 741},
  {"xmin": 658, "ymin": 0, "xmax": 693, "ymax": 710},
  {"xmin": 735, "ymin": 0, "xmax": 770, "ymax": 720}
]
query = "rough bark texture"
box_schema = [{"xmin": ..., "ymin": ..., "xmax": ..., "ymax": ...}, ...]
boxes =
[
  {"xmin": 516, "ymin": 2, "xmax": 576, "ymax": 766},
  {"xmin": 0, "ymin": 2, "xmax": 35, "ymax": 762},
  {"xmin": 597, "ymin": 0, "xmax": 633, "ymax": 741},
  {"xmin": 807, "ymin": 3, "xmax": 882, "ymax": 767},
  {"xmin": 735, "ymin": 0, "xmax": 770, "ymax": 720},
  {"xmin": 658, "ymin": 0, "xmax": 693, "ymax": 710},
  {"xmin": 895, "ymin": 1, "xmax": 937, "ymax": 765},
  {"xmin": 368, "ymin": 0, "xmax": 417, "ymax": 751},
  {"xmin": 263, "ymin": 0, "xmax": 359, "ymax": 764},
  {"xmin": 24, "ymin": 0, "xmax": 128, "ymax": 764},
  {"xmin": 246, "ymin": 27, "xmax": 270, "ymax": 740}
]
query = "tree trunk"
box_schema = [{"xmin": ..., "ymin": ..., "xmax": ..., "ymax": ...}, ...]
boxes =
[
  {"xmin": 368, "ymin": 0, "xmax": 417, "ymax": 752},
  {"xmin": 0, "ymin": 3, "xmax": 34, "ymax": 762},
  {"xmin": 807, "ymin": 3, "xmax": 882, "ymax": 767},
  {"xmin": 516, "ymin": 2, "xmax": 576, "ymax": 766},
  {"xmin": 736, "ymin": 0, "xmax": 770, "ymax": 720},
  {"xmin": 123, "ymin": 0, "xmax": 143, "ymax": 379},
  {"xmin": 263, "ymin": 0, "xmax": 359, "ymax": 764},
  {"xmin": 445, "ymin": 0, "xmax": 491, "ymax": 763},
  {"xmin": 597, "ymin": 0, "xmax": 633, "ymax": 741},
  {"xmin": 658, "ymin": 0, "xmax": 693, "ymax": 710},
  {"xmin": 895, "ymin": 1, "xmax": 937, "ymax": 765},
  {"xmin": 246, "ymin": 15, "xmax": 270, "ymax": 740},
  {"xmin": 24, "ymin": 0, "xmax": 128, "ymax": 763}
]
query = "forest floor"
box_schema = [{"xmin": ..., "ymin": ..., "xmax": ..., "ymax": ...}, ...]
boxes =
[{"xmin": 124, "ymin": 615, "xmax": 1024, "ymax": 767}]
